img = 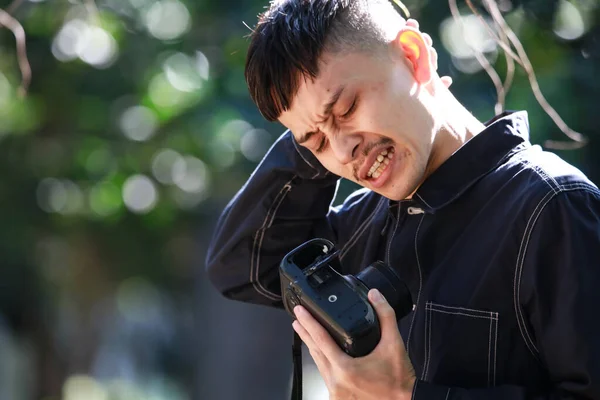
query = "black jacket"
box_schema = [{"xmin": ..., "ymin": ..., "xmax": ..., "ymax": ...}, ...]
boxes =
[{"xmin": 206, "ymin": 111, "xmax": 600, "ymax": 399}]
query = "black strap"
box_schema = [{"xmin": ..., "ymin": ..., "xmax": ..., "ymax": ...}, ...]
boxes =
[{"xmin": 291, "ymin": 330, "xmax": 303, "ymax": 400}]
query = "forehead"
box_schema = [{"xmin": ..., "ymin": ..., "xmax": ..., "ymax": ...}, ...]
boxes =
[
  {"xmin": 279, "ymin": 51, "xmax": 385, "ymax": 127},
  {"xmin": 308, "ymin": 51, "xmax": 381, "ymax": 97}
]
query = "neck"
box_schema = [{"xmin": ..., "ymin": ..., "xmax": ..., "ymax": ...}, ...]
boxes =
[{"xmin": 424, "ymin": 81, "xmax": 486, "ymax": 178}]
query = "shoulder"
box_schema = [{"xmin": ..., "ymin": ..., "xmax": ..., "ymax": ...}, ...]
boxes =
[{"xmin": 503, "ymin": 144, "xmax": 599, "ymax": 206}]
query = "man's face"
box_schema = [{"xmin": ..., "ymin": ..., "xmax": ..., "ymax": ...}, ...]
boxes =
[{"xmin": 279, "ymin": 47, "xmax": 437, "ymax": 201}]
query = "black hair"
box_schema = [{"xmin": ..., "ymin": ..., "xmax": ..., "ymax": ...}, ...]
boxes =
[{"xmin": 245, "ymin": 0, "xmax": 403, "ymax": 121}]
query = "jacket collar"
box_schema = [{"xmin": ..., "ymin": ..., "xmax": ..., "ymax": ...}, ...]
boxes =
[{"xmin": 404, "ymin": 111, "xmax": 531, "ymax": 213}]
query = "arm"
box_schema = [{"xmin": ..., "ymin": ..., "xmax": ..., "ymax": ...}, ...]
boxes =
[
  {"xmin": 410, "ymin": 185, "xmax": 600, "ymax": 399},
  {"xmin": 206, "ymin": 130, "xmax": 372, "ymax": 307}
]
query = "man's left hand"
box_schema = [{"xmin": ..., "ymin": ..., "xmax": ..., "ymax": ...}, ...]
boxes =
[{"xmin": 293, "ymin": 289, "xmax": 416, "ymax": 400}]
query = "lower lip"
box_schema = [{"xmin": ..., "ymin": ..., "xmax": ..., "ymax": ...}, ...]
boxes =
[{"xmin": 368, "ymin": 151, "xmax": 396, "ymax": 188}]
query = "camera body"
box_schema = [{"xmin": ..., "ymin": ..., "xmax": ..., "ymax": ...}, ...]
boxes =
[{"xmin": 280, "ymin": 238, "xmax": 413, "ymax": 357}]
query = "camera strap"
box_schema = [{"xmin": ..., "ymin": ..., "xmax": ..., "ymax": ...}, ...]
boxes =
[{"xmin": 291, "ymin": 330, "xmax": 303, "ymax": 400}]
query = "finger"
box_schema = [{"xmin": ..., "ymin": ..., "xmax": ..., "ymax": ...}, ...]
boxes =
[
  {"xmin": 368, "ymin": 289, "xmax": 402, "ymax": 346},
  {"xmin": 406, "ymin": 18, "xmax": 419, "ymax": 29},
  {"xmin": 441, "ymin": 76, "xmax": 453, "ymax": 88},
  {"xmin": 430, "ymin": 47, "xmax": 438, "ymax": 70},
  {"xmin": 294, "ymin": 306, "xmax": 349, "ymax": 362},
  {"xmin": 292, "ymin": 320, "xmax": 331, "ymax": 372},
  {"xmin": 422, "ymin": 33, "xmax": 432, "ymax": 47}
]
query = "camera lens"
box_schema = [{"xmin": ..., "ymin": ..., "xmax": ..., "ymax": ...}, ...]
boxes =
[{"xmin": 355, "ymin": 262, "xmax": 413, "ymax": 319}]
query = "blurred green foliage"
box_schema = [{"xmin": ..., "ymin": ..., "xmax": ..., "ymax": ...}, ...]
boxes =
[{"xmin": 0, "ymin": 0, "xmax": 598, "ymax": 399}]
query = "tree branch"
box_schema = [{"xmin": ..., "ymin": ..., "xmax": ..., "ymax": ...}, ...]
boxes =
[{"xmin": 0, "ymin": 5, "xmax": 31, "ymax": 97}]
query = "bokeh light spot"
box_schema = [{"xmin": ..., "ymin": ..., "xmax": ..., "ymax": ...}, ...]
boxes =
[
  {"xmin": 240, "ymin": 129, "xmax": 272, "ymax": 162},
  {"xmin": 151, "ymin": 149, "xmax": 185, "ymax": 185},
  {"xmin": 61, "ymin": 180, "xmax": 85, "ymax": 215},
  {"xmin": 78, "ymin": 26, "xmax": 119, "ymax": 68},
  {"xmin": 145, "ymin": 0, "xmax": 191, "ymax": 41},
  {"xmin": 63, "ymin": 375, "xmax": 107, "ymax": 400},
  {"xmin": 52, "ymin": 20, "xmax": 118, "ymax": 68},
  {"xmin": 52, "ymin": 19, "xmax": 86, "ymax": 62},
  {"xmin": 120, "ymin": 106, "xmax": 158, "ymax": 142},
  {"xmin": 105, "ymin": 379, "xmax": 145, "ymax": 400},
  {"xmin": 173, "ymin": 156, "xmax": 210, "ymax": 193},
  {"xmin": 440, "ymin": 14, "xmax": 498, "ymax": 74},
  {"xmin": 440, "ymin": 15, "xmax": 496, "ymax": 58},
  {"xmin": 163, "ymin": 52, "xmax": 208, "ymax": 93},
  {"xmin": 37, "ymin": 178, "xmax": 66, "ymax": 213},
  {"xmin": 553, "ymin": 0, "xmax": 586, "ymax": 41},
  {"xmin": 217, "ymin": 119, "xmax": 253, "ymax": 151},
  {"xmin": 122, "ymin": 175, "xmax": 158, "ymax": 214},
  {"xmin": 196, "ymin": 51, "xmax": 210, "ymax": 81}
]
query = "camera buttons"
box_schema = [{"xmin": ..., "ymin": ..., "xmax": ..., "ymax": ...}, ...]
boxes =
[
  {"xmin": 328, "ymin": 295, "xmax": 338, "ymax": 303},
  {"xmin": 286, "ymin": 287, "xmax": 301, "ymax": 308}
]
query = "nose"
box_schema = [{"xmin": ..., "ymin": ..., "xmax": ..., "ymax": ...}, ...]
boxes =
[{"xmin": 329, "ymin": 133, "xmax": 361, "ymax": 165}]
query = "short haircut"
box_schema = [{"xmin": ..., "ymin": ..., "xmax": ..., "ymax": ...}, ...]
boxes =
[{"xmin": 245, "ymin": 0, "xmax": 405, "ymax": 121}]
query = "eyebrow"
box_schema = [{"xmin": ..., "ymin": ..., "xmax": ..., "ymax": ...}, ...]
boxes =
[{"xmin": 297, "ymin": 85, "xmax": 345, "ymax": 144}]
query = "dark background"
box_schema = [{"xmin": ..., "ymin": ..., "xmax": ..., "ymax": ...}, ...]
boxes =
[{"xmin": 0, "ymin": 0, "xmax": 598, "ymax": 399}]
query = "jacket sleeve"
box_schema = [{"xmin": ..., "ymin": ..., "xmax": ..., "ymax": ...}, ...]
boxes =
[
  {"xmin": 411, "ymin": 185, "xmax": 600, "ymax": 399},
  {"xmin": 205, "ymin": 130, "xmax": 350, "ymax": 307}
]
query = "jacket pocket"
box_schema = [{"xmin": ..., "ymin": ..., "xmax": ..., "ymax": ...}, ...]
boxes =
[{"xmin": 422, "ymin": 302, "xmax": 499, "ymax": 388}]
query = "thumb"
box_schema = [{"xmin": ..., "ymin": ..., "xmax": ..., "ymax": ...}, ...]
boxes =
[{"xmin": 368, "ymin": 289, "xmax": 401, "ymax": 343}]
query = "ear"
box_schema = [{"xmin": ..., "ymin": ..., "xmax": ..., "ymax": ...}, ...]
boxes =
[{"xmin": 392, "ymin": 27, "xmax": 432, "ymax": 85}]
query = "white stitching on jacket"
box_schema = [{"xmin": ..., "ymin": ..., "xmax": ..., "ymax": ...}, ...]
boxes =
[
  {"xmin": 407, "ymin": 214, "xmax": 426, "ymax": 357},
  {"xmin": 488, "ymin": 314, "xmax": 492, "ymax": 387},
  {"xmin": 493, "ymin": 315, "xmax": 498, "ymax": 386},
  {"xmin": 386, "ymin": 203, "xmax": 401, "ymax": 265},
  {"xmin": 339, "ymin": 196, "xmax": 386, "ymax": 260},
  {"xmin": 425, "ymin": 302, "xmax": 433, "ymax": 380},
  {"xmin": 415, "ymin": 193, "xmax": 433, "ymax": 209},
  {"xmin": 421, "ymin": 301, "xmax": 429, "ymax": 380},
  {"xmin": 250, "ymin": 179, "xmax": 294, "ymax": 301},
  {"xmin": 430, "ymin": 303, "xmax": 497, "ymax": 316},
  {"xmin": 424, "ymin": 307, "xmax": 498, "ymax": 320},
  {"xmin": 425, "ymin": 302, "xmax": 499, "ymax": 386},
  {"xmin": 514, "ymin": 183, "xmax": 600, "ymax": 358}
]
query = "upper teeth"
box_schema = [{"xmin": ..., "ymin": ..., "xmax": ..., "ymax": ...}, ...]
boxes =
[{"xmin": 368, "ymin": 148, "xmax": 394, "ymax": 178}]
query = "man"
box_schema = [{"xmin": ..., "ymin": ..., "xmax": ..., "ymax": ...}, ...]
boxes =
[{"xmin": 206, "ymin": 0, "xmax": 600, "ymax": 398}]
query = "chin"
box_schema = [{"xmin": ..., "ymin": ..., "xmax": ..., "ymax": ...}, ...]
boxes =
[{"xmin": 383, "ymin": 180, "xmax": 419, "ymax": 201}]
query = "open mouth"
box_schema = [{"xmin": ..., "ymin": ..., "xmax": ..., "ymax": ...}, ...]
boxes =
[{"xmin": 367, "ymin": 147, "xmax": 395, "ymax": 180}]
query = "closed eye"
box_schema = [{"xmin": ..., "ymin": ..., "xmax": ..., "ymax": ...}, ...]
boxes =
[
  {"xmin": 315, "ymin": 134, "xmax": 329, "ymax": 153},
  {"xmin": 340, "ymin": 95, "xmax": 359, "ymax": 120}
]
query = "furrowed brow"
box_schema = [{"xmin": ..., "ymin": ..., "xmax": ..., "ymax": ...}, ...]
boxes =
[
  {"xmin": 297, "ymin": 85, "xmax": 345, "ymax": 144},
  {"xmin": 320, "ymin": 85, "xmax": 345, "ymax": 120}
]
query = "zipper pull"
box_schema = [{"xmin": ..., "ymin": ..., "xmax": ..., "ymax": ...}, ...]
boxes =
[{"xmin": 407, "ymin": 206, "xmax": 425, "ymax": 215}]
